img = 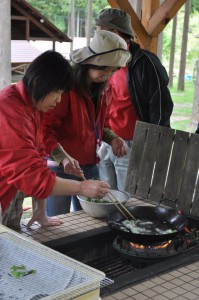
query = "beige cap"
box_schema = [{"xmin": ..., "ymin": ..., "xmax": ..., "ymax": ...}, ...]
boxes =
[{"xmin": 70, "ymin": 30, "xmax": 131, "ymax": 67}]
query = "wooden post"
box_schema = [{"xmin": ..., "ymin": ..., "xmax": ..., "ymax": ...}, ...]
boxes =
[
  {"xmin": 142, "ymin": 0, "xmax": 159, "ymax": 53},
  {"xmin": 107, "ymin": 0, "xmax": 186, "ymax": 54},
  {"xmin": 0, "ymin": 0, "xmax": 11, "ymax": 88}
]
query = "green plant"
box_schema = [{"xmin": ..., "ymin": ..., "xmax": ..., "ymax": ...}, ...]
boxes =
[{"xmin": 10, "ymin": 265, "xmax": 37, "ymax": 278}]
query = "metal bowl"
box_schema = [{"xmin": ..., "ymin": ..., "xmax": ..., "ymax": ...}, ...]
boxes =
[{"xmin": 77, "ymin": 190, "xmax": 129, "ymax": 218}]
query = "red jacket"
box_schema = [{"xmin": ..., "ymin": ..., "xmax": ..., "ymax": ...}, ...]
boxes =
[
  {"xmin": 42, "ymin": 89, "xmax": 107, "ymax": 165},
  {"xmin": 0, "ymin": 81, "xmax": 56, "ymax": 213},
  {"xmin": 105, "ymin": 66, "xmax": 139, "ymax": 140}
]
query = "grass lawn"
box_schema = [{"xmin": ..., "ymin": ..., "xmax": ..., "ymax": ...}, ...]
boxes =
[
  {"xmin": 170, "ymin": 80, "xmax": 196, "ymax": 132},
  {"xmin": 22, "ymin": 197, "xmax": 33, "ymax": 219}
]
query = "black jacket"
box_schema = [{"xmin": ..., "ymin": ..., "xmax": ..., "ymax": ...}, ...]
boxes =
[{"xmin": 127, "ymin": 41, "xmax": 173, "ymax": 126}]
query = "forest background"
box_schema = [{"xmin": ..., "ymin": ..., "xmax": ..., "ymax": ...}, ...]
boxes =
[{"xmin": 27, "ymin": 0, "xmax": 199, "ymax": 132}]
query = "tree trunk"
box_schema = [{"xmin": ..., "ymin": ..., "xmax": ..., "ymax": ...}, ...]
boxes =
[
  {"xmin": 191, "ymin": 59, "xmax": 199, "ymax": 126},
  {"xmin": 0, "ymin": 0, "xmax": 11, "ymax": 89},
  {"xmin": 157, "ymin": 31, "xmax": 163, "ymax": 61},
  {"xmin": 177, "ymin": 0, "xmax": 191, "ymax": 91},
  {"xmin": 169, "ymin": 14, "xmax": 177, "ymax": 88},
  {"xmin": 70, "ymin": 0, "xmax": 75, "ymax": 53},
  {"xmin": 86, "ymin": 0, "xmax": 92, "ymax": 46}
]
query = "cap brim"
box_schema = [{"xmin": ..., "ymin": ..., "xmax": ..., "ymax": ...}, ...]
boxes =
[
  {"xmin": 71, "ymin": 48, "xmax": 131, "ymax": 67},
  {"xmin": 70, "ymin": 47, "xmax": 94, "ymax": 64},
  {"xmin": 81, "ymin": 51, "xmax": 131, "ymax": 67}
]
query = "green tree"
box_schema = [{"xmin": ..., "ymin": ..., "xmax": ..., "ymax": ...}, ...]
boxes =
[
  {"xmin": 191, "ymin": 0, "xmax": 199, "ymax": 12},
  {"xmin": 27, "ymin": 0, "xmax": 108, "ymax": 35}
]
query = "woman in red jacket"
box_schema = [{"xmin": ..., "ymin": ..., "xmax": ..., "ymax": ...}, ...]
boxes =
[
  {"xmin": 0, "ymin": 50, "xmax": 110, "ymax": 228},
  {"xmin": 42, "ymin": 30, "xmax": 131, "ymax": 216}
]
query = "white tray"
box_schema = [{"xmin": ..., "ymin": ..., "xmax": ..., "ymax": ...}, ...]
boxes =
[{"xmin": 0, "ymin": 231, "xmax": 105, "ymax": 300}]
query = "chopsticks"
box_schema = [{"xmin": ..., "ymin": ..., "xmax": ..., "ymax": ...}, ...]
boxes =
[
  {"xmin": 78, "ymin": 166, "xmax": 135, "ymax": 220},
  {"xmin": 58, "ymin": 144, "xmax": 86, "ymax": 179},
  {"xmin": 59, "ymin": 146, "xmax": 130, "ymax": 218},
  {"xmin": 81, "ymin": 173, "xmax": 87, "ymax": 181},
  {"xmin": 107, "ymin": 190, "xmax": 136, "ymax": 220}
]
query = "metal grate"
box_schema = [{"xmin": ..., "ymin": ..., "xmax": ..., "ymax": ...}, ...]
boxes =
[
  {"xmin": 100, "ymin": 277, "xmax": 114, "ymax": 289},
  {"xmin": 89, "ymin": 253, "xmax": 136, "ymax": 278},
  {"xmin": 0, "ymin": 231, "xmax": 105, "ymax": 300}
]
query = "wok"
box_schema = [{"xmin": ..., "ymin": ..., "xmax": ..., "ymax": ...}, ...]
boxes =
[{"xmin": 106, "ymin": 205, "xmax": 188, "ymax": 244}]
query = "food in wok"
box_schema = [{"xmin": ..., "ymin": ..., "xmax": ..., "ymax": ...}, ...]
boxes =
[
  {"xmin": 107, "ymin": 206, "xmax": 188, "ymax": 243},
  {"xmin": 122, "ymin": 219, "xmax": 177, "ymax": 235}
]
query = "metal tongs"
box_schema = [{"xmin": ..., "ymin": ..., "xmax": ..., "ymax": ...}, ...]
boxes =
[{"xmin": 107, "ymin": 190, "xmax": 136, "ymax": 220}]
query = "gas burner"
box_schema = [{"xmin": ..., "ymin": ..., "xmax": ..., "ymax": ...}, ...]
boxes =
[
  {"xmin": 113, "ymin": 230, "xmax": 198, "ymax": 259},
  {"xmin": 45, "ymin": 223, "xmax": 199, "ymax": 296}
]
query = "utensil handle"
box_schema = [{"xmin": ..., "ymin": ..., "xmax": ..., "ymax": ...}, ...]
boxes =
[
  {"xmin": 107, "ymin": 194, "xmax": 129, "ymax": 219},
  {"xmin": 108, "ymin": 191, "xmax": 136, "ymax": 220}
]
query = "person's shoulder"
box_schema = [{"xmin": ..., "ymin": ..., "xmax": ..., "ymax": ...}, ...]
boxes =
[
  {"xmin": 141, "ymin": 49, "xmax": 160, "ymax": 61},
  {"xmin": 129, "ymin": 41, "xmax": 159, "ymax": 61},
  {"xmin": 0, "ymin": 83, "xmax": 16, "ymax": 96},
  {"xmin": 129, "ymin": 42, "xmax": 153, "ymax": 63},
  {"xmin": 140, "ymin": 49, "xmax": 167, "ymax": 74},
  {"xmin": 129, "ymin": 40, "xmax": 141, "ymax": 55},
  {"xmin": 0, "ymin": 84, "xmax": 19, "ymax": 108}
]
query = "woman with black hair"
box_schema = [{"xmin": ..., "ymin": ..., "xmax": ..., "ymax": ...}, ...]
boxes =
[
  {"xmin": 0, "ymin": 50, "xmax": 110, "ymax": 228},
  {"xmin": 42, "ymin": 30, "xmax": 131, "ymax": 216}
]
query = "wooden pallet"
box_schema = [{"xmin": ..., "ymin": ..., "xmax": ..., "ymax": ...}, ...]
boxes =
[{"xmin": 125, "ymin": 121, "xmax": 199, "ymax": 217}]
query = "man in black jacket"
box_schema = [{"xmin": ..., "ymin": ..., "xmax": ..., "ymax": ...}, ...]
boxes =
[{"xmin": 96, "ymin": 8, "xmax": 174, "ymax": 192}]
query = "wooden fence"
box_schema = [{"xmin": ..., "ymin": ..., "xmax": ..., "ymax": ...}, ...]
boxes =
[{"xmin": 125, "ymin": 121, "xmax": 199, "ymax": 217}]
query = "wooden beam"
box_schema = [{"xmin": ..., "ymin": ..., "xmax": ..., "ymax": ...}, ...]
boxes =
[
  {"xmin": 11, "ymin": 1, "xmax": 71, "ymax": 42},
  {"xmin": 107, "ymin": 0, "xmax": 151, "ymax": 49},
  {"xmin": 28, "ymin": 37, "xmax": 58, "ymax": 41},
  {"xmin": 142, "ymin": 0, "xmax": 159, "ymax": 52},
  {"xmin": 147, "ymin": 0, "xmax": 186, "ymax": 36},
  {"xmin": 12, "ymin": 2, "xmax": 56, "ymax": 39},
  {"xmin": 142, "ymin": 0, "xmax": 159, "ymax": 29},
  {"xmin": 107, "ymin": 0, "xmax": 186, "ymax": 54},
  {"xmin": 149, "ymin": 36, "xmax": 158, "ymax": 54},
  {"xmin": 11, "ymin": 15, "xmax": 26, "ymax": 21},
  {"xmin": 107, "ymin": 0, "xmax": 120, "ymax": 9}
]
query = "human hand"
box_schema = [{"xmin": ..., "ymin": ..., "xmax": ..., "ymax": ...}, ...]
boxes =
[
  {"xmin": 78, "ymin": 180, "xmax": 110, "ymax": 198},
  {"xmin": 110, "ymin": 137, "xmax": 127, "ymax": 157},
  {"xmin": 62, "ymin": 157, "xmax": 84, "ymax": 178}
]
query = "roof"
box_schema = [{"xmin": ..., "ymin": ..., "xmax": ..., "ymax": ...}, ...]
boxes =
[
  {"xmin": 11, "ymin": 0, "xmax": 71, "ymax": 42},
  {"xmin": 11, "ymin": 38, "xmax": 88, "ymax": 64},
  {"xmin": 11, "ymin": 40, "xmax": 42, "ymax": 64}
]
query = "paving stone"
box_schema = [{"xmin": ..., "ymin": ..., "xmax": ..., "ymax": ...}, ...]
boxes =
[
  {"xmin": 181, "ymin": 292, "xmax": 199, "ymax": 300},
  {"xmin": 123, "ymin": 288, "xmax": 138, "ymax": 296}
]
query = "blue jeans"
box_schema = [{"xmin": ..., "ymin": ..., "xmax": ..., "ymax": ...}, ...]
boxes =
[
  {"xmin": 98, "ymin": 141, "xmax": 133, "ymax": 192},
  {"xmin": 46, "ymin": 162, "xmax": 99, "ymax": 216}
]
